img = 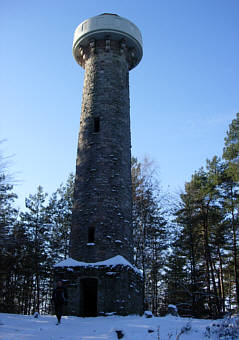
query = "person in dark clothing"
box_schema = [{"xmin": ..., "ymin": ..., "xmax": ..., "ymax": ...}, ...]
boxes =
[{"xmin": 52, "ymin": 280, "xmax": 68, "ymax": 325}]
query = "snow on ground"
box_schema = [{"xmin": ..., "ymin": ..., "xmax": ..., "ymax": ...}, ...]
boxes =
[{"xmin": 0, "ymin": 313, "xmax": 224, "ymax": 340}]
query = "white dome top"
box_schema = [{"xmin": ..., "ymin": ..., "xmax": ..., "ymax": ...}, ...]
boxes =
[{"xmin": 73, "ymin": 13, "xmax": 143, "ymax": 68}]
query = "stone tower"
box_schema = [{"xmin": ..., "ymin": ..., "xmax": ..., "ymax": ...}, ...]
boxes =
[{"xmin": 54, "ymin": 13, "xmax": 143, "ymax": 316}]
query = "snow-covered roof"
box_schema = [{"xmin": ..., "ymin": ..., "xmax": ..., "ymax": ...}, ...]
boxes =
[{"xmin": 54, "ymin": 255, "xmax": 142, "ymax": 275}]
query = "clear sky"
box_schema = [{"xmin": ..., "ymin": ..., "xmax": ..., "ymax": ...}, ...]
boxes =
[{"xmin": 1, "ymin": 0, "xmax": 239, "ymax": 209}]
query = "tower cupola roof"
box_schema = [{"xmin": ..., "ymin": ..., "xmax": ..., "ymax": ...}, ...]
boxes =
[{"xmin": 73, "ymin": 13, "xmax": 143, "ymax": 69}]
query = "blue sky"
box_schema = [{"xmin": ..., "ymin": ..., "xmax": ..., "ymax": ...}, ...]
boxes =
[{"xmin": 1, "ymin": 0, "xmax": 239, "ymax": 209}]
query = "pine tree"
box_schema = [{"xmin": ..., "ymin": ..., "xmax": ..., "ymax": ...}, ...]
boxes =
[
  {"xmin": 48, "ymin": 173, "xmax": 74, "ymax": 263},
  {"xmin": 223, "ymin": 113, "xmax": 239, "ymax": 181},
  {"xmin": 132, "ymin": 157, "xmax": 168, "ymax": 314},
  {"xmin": 0, "ymin": 145, "xmax": 18, "ymax": 312},
  {"xmin": 164, "ymin": 234, "xmax": 192, "ymax": 316},
  {"xmin": 172, "ymin": 158, "xmax": 227, "ymax": 318},
  {"xmin": 3, "ymin": 175, "xmax": 74, "ymax": 315},
  {"xmin": 44, "ymin": 174, "xmax": 74, "ymax": 313},
  {"xmin": 173, "ymin": 185, "xmax": 206, "ymax": 317},
  {"xmin": 19, "ymin": 186, "xmax": 49, "ymax": 313},
  {"xmin": 222, "ymin": 113, "xmax": 239, "ymax": 308}
]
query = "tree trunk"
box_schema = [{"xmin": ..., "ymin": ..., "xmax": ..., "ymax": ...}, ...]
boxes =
[
  {"xmin": 217, "ymin": 247, "xmax": 225, "ymax": 312},
  {"xmin": 202, "ymin": 208, "xmax": 212, "ymax": 316},
  {"xmin": 231, "ymin": 207, "xmax": 239, "ymax": 307}
]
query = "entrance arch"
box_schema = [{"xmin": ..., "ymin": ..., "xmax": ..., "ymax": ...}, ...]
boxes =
[{"xmin": 80, "ymin": 278, "xmax": 98, "ymax": 316}]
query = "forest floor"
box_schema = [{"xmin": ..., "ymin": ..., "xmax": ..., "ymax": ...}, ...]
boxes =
[{"xmin": 0, "ymin": 312, "xmax": 239, "ymax": 340}]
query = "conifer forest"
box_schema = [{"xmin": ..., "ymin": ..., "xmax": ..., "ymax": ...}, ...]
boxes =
[{"xmin": 1, "ymin": 113, "xmax": 239, "ymax": 319}]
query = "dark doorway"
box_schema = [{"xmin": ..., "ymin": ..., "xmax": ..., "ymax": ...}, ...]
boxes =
[{"xmin": 80, "ymin": 278, "xmax": 98, "ymax": 317}]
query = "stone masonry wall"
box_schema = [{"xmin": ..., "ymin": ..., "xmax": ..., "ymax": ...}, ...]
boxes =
[
  {"xmin": 70, "ymin": 39, "xmax": 134, "ymax": 263},
  {"xmin": 54, "ymin": 265, "xmax": 143, "ymax": 316}
]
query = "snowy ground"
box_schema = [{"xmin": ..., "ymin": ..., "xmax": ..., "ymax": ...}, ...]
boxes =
[{"xmin": 0, "ymin": 312, "xmax": 238, "ymax": 340}]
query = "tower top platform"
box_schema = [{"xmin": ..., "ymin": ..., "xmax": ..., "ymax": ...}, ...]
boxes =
[{"xmin": 73, "ymin": 13, "xmax": 143, "ymax": 69}]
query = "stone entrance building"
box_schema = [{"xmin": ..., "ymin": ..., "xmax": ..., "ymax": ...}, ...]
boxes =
[{"xmin": 54, "ymin": 13, "xmax": 143, "ymax": 316}]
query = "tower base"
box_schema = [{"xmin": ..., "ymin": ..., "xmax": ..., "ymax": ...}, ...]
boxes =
[{"xmin": 54, "ymin": 256, "xmax": 143, "ymax": 316}]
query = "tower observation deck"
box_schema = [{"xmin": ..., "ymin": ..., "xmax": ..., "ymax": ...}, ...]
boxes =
[{"xmin": 73, "ymin": 13, "xmax": 143, "ymax": 69}]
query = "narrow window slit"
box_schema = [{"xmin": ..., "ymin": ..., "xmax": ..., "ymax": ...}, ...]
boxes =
[
  {"xmin": 88, "ymin": 227, "xmax": 95, "ymax": 243},
  {"xmin": 94, "ymin": 117, "xmax": 100, "ymax": 132}
]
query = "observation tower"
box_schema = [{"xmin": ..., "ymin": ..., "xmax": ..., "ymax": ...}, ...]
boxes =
[{"xmin": 55, "ymin": 13, "xmax": 143, "ymax": 316}]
